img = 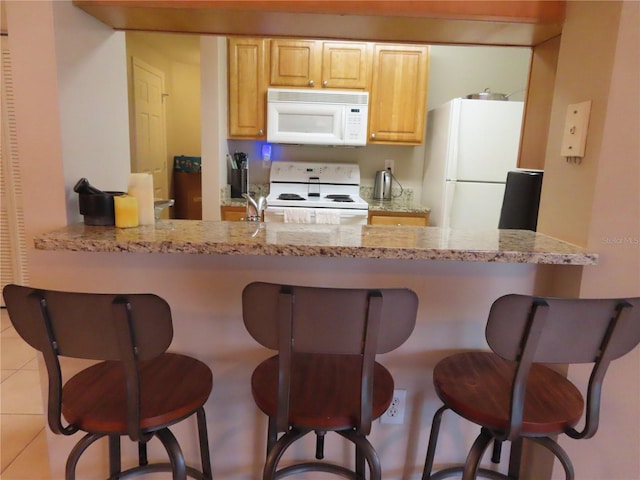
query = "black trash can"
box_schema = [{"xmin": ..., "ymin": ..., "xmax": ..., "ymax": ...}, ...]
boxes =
[{"xmin": 498, "ymin": 170, "xmax": 544, "ymax": 231}]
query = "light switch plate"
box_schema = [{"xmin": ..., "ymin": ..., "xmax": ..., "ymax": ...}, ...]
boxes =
[{"xmin": 560, "ymin": 101, "xmax": 591, "ymax": 158}]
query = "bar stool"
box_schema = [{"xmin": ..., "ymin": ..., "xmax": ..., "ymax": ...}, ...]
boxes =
[
  {"xmin": 2, "ymin": 284, "xmax": 213, "ymax": 480},
  {"xmin": 242, "ymin": 282, "xmax": 418, "ymax": 479},
  {"xmin": 422, "ymin": 294, "xmax": 640, "ymax": 480}
]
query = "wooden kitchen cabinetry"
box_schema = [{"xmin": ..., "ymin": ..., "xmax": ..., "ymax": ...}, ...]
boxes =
[
  {"xmin": 368, "ymin": 210, "xmax": 430, "ymax": 226},
  {"xmin": 270, "ymin": 39, "xmax": 371, "ymax": 90},
  {"xmin": 227, "ymin": 37, "xmax": 269, "ymax": 139},
  {"xmin": 221, "ymin": 206, "xmax": 246, "ymax": 221},
  {"xmin": 229, "ymin": 37, "xmax": 429, "ymax": 144},
  {"xmin": 369, "ymin": 44, "xmax": 430, "ymax": 145}
]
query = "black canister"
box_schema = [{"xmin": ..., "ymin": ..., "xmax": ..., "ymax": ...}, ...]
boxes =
[
  {"xmin": 230, "ymin": 168, "xmax": 248, "ymax": 198},
  {"xmin": 78, "ymin": 191, "xmax": 125, "ymax": 226},
  {"xmin": 74, "ymin": 177, "xmax": 125, "ymax": 226},
  {"xmin": 498, "ymin": 170, "xmax": 544, "ymax": 231}
]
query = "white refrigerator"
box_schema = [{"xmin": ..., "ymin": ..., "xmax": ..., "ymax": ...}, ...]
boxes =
[{"xmin": 421, "ymin": 98, "xmax": 524, "ymax": 229}]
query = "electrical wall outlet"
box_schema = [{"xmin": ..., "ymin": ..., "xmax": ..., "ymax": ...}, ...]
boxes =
[
  {"xmin": 560, "ymin": 101, "xmax": 591, "ymax": 158},
  {"xmin": 380, "ymin": 389, "xmax": 406, "ymax": 424},
  {"xmin": 384, "ymin": 159, "xmax": 394, "ymax": 174}
]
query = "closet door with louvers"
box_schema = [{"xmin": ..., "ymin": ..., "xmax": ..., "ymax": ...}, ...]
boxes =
[{"xmin": 1, "ymin": 36, "xmax": 28, "ymax": 303}]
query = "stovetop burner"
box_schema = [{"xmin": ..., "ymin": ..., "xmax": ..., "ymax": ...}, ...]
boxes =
[
  {"xmin": 278, "ymin": 193, "xmax": 305, "ymax": 201},
  {"xmin": 325, "ymin": 194, "xmax": 354, "ymax": 203}
]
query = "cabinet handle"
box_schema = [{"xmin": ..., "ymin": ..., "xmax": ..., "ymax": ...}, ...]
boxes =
[
  {"xmin": 308, "ymin": 80, "xmax": 315, "ymax": 87},
  {"xmin": 322, "ymin": 80, "xmax": 328, "ymax": 87},
  {"xmin": 370, "ymin": 133, "xmax": 376, "ymax": 139},
  {"xmin": 258, "ymin": 129, "xmax": 264, "ymax": 136}
]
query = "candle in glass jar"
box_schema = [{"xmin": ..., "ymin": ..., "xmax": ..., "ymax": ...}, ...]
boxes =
[{"xmin": 114, "ymin": 194, "xmax": 139, "ymax": 228}]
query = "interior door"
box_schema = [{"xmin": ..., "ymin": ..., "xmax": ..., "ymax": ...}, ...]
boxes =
[{"xmin": 132, "ymin": 57, "xmax": 168, "ymax": 200}]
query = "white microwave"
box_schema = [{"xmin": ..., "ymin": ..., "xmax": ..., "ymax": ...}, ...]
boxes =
[{"xmin": 267, "ymin": 88, "xmax": 369, "ymax": 146}]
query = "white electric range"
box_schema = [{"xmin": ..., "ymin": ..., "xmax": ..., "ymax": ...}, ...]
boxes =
[{"xmin": 265, "ymin": 161, "xmax": 369, "ymax": 225}]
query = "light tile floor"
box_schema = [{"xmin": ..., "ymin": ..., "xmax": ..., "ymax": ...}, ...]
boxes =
[{"xmin": 1, "ymin": 307, "xmax": 52, "ymax": 479}]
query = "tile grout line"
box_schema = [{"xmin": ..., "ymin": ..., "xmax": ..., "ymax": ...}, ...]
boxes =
[{"xmin": 0, "ymin": 424, "xmax": 46, "ymax": 474}]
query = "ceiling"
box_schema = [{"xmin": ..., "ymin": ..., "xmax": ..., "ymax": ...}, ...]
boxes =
[{"xmin": 73, "ymin": 1, "xmax": 565, "ymax": 47}]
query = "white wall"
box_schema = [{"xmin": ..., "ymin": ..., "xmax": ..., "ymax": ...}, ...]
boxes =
[
  {"xmin": 169, "ymin": 62, "xmax": 201, "ymax": 158},
  {"xmin": 426, "ymin": 45, "xmax": 531, "ymax": 110},
  {"xmin": 200, "ymin": 36, "xmax": 226, "ymax": 221},
  {"xmin": 52, "ymin": 1, "xmax": 130, "ymax": 223}
]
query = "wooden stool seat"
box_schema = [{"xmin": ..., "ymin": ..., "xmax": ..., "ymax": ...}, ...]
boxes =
[
  {"xmin": 251, "ymin": 353, "xmax": 394, "ymax": 430},
  {"xmin": 63, "ymin": 352, "xmax": 213, "ymax": 433},
  {"xmin": 433, "ymin": 352, "xmax": 584, "ymax": 435}
]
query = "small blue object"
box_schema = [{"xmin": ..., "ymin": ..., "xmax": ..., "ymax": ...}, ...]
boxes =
[
  {"xmin": 261, "ymin": 144, "xmax": 272, "ymax": 161},
  {"xmin": 173, "ymin": 156, "xmax": 201, "ymax": 173}
]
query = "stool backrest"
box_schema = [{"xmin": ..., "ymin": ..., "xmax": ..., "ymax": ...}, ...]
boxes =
[
  {"xmin": 486, "ymin": 295, "xmax": 640, "ymax": 363},
  {"xmin": 242, "ymin": 282, "xmax": 418, "ymax": 433},
  {"xmin": 242, "ymin": 282, "xmax": 418, "ymax": 354},
  {"xmin": 2, "ymin": 284, "xmax": 174, "ymax": 439},
  {"xmin": 485, "ymin": 294, "xmax": 640, "ymax": 440}
]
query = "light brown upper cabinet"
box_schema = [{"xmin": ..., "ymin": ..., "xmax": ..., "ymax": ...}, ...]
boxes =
[
  {"xmin": 270, "ymin": 39, "xmax": 371, "ymax": 90},
  {"xmin": 321, "ymin": 42, "xmax": 371, "ymax": 89},
  {"xmin": 369, "ymin": 44, "xmax": 430, "ymax": 145},
  {"xmin": 228, "ymin": 37, "xmax": 269, "ymax": 139}
]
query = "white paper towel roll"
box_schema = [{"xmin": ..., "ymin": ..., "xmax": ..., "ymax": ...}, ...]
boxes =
[{"xmin": 128, "ymin": 173, "xmax": 155, "ymax": 225}]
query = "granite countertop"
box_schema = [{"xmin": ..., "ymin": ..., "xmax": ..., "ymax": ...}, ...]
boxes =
[
  {"xmin": 360, "ymin": 185, "xmax": 430, "ymax": 213},
  {"xmin": 34, "ymin": 221, "xmax": 597, "ymax": 265}
]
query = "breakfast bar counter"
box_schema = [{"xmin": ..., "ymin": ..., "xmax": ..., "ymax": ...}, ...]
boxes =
[
  {"xmin": 28, "ymin": 219, "xmax": 600, "ymax": 480},
  {"xmin": 29, "ymin": 220, "xmax": 598, "ymax": 479},
  {"xmin": 33, "ymin": 220, "xmax": 597, "ymax": 265}
]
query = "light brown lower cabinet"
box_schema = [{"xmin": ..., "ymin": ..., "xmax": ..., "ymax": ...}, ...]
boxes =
[
  {"xmin": 221, "ymin": 206, "xmax": 246, "ymax": 221},
  {"xmin": 223, "ymin": 207, "xmax": 430, "ymax": 224},
  {"xmin": 368, "ymin": 211, "xmax": 430, "ymax": 226}
]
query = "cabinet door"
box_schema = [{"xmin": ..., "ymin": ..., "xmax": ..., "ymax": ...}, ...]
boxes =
[
  {"xmin": 270, "ymin": 39, "xmax": 321, "ymax": 88},
  {"xmin": 369, "ymin": 44, "xmax": 429, "ymax": 144},
  {"xmin": 369, "ymin": 212, "xmax": 429, "ymax": 226},
  {"xmin": 228, "ymin": 37, "xmax": 268, "ymax": 139},
  {"xmin": 221, "ymin": 206, "xmax": 246, "ymax": 221},
  {"xmin": 321, "ymin": 42, "xmax": 371, "ymax": 89}
]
